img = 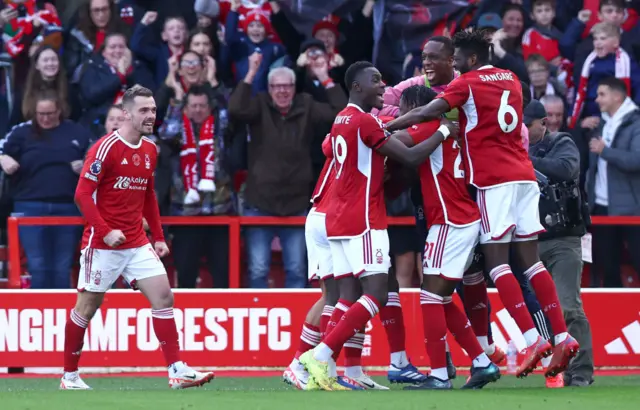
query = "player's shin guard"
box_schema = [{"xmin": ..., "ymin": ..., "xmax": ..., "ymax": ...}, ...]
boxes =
[
  {"xmin": 379, "ymin": 292, "xmax": 406, "ymax": 359},
  {"xmin": 152, "ymin": 308, "xmax": 181, "ymax": 367},
  {"xmin": 326, "ymin": 300, "xmax": 352, "ymax": 359},
  {"xmin": 490, "ymin": 265, "xmax": 537, "ymax": 342},
  {"xmin": 420, "ymin": 290, "xmax": 448, "ymax": 380},
  {"xmin": 524, "ymin": 262, "xmax": 569, "ymax": 343},
  {"xmin": 443, "ymin": 296, "xmax": 485, "ymax": 360},
  {"xmin": 316, "ymin": 295, "xmax": 380, "ymax": 361},
  {"xmin": 64, "ymin": 310, "xmax": 89, "ymax": 372},
  {"xmin": 320, "ymin": 305, "xmax": 334, "ymax": 338},
  {"xmin": 462, "ymin": 272, "xmax": 489, "ymax": 345}
]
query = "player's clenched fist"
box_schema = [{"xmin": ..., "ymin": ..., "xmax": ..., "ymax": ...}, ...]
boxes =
[
  {"xmin": 104, "ymin": 230, "xmax": 126, "ymax": 248},
  {"xmin": 154, "ymin": 241, "xmax": 170, "ymax": 258}
]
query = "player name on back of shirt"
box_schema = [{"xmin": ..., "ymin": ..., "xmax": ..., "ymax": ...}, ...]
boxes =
[{"xmin": 478, "ymin": 72, "xmax": 515, "ymax": 82}]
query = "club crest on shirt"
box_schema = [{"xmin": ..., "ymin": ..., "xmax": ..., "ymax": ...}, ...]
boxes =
[
  {"xmin": 145, "ymin": 154, "xmax": 151, "ymax": 169},
  {"xmin": 132, "ymin": 153, "xmax": 141, "ymax": 166},
  {"xmin": 90, "ymin": 160, "xmax": 102, "ymax": 175},
  {"xmin": 376, "ymin": 249, "xmax": 383, "ymax": 264}
]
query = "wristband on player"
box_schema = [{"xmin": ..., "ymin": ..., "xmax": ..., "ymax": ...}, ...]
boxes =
[{"xmin": 437, "ymin": 124, "xmax": 451, "ymax": 140}]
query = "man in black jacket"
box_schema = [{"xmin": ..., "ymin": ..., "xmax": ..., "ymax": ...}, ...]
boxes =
[{"xmin": 526, "ymin": 100, "xmax": 594, "ymax": 387}]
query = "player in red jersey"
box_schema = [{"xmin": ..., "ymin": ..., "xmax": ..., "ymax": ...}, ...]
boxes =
[
  {"xmin": 300, "ymin": 61, "xmax": 454, "ymax": 390},
  {"xmin": 386, "ymin": 30, "xmax": 579, "ymax": 379},
  {"xmin": 284, "ymin": 135, "xmax": 344, "ymax": 390},
  {"xmin": 61, "ymin": 86, "xmax": 214, "ymax": 390},
  {"xmin": 390, "ymin": 85, "xmax": 500, "ymax": 390}
]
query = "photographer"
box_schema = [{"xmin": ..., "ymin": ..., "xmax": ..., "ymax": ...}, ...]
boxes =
[{"xmin": 525, "ymin": 100, "xmax": 594, "ymax": 387}]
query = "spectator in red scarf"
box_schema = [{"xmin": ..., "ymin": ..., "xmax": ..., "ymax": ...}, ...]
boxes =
[
  {"xmin": 64, "ymin": 0, "xmax": 130, "ymax": 79},
  {"xmin": 130, "ymin": 11, "xmax": 188, "ymax": 90},
  {"xmin": 77, "ymin": 32, "xmax": 154, "ymax": 133}
]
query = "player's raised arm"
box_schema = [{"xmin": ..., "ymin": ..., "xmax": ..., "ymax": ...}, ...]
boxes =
[
  {"xmin": 74, "ymin": 143, "xmax": 113, "ymax": 241},
  {"xmin": 385, "ymin": 98, "xmax": 450, "ymax": 132}
]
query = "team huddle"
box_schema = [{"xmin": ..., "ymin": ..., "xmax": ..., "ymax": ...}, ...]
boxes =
[{"xmin": 285, "ymin": 30, "xmax": 579, "ymax": 391}]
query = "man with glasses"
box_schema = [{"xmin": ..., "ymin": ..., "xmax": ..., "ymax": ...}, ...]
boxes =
[{"xmin": 228, "ymin": 51, "xmax": 346, "ymax": 288}]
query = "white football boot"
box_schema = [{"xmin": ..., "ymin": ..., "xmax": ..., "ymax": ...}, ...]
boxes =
[
  {"xmin": 60, "ymin": 371, "xmax": 92, "ymax": 390},
  {"xmin": 283, "ymin": 362, "xmax": 310, "ymax": 390},
  {"xmin": 349, "ymin": 372, "xmax": 390, "ymax": 390},
  {"xmin": 168, "ymin": 362, "xmax": 215, "ymax": 389}
]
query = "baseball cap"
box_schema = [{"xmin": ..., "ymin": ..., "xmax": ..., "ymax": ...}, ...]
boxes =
[
  {"xmin": 477, "ymin": 13, "xmax": 503, "ymax": 30},
  {"xmin": 523, "ymin": 100, "xmax": 547, "ymax": 126}
]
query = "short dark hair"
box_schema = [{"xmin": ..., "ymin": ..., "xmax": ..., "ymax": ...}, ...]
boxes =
[
  {"xmin": 452, "ymin": 29, "xmax": 492, "ymax": 64},
  {"xmin": 532, "ymin": 0, "xmax": 556, "ymax": 9},
  {"xmin": 344, "ymin": 61, "xmax": 375, "ymax": 91},
  {"xmin": 598, "ymin": 76, "xmax": 629, "ymax": 95},
  {"xmin": 180, "ymin": 49, "xmax": 204, "ymax": 66},
  {"xmin": 427, "ymin": 36, "xmax": 454, "ymax": 56},
  {"xmin": 121, "ymin": 85, "xmax": 154, "ymax": 108},
  {"xmin": 599, "ymin": 0, "xmax": 624, "ymax": 11},
  {"xmin": 501, "ymin": 3, "xmax": 525, "ymax": 19},
  {"xmin": 400, "ymin": 85, "xmax": 437, "ymax": 108},
  {"xmin": 186, "ymin": 84, "xmax": 210, "ymax": 103},
  {"xmin": 525, "ymin": 54, "xmax": 550, "ymax": 70},
  {"xmin": 100, "ymin": 31, "xmax": 128, "ymax": 53}
]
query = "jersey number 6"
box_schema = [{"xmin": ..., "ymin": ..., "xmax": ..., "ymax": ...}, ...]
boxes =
[
  {"xmin": 497, "ymin": 90, "xmax": 519, "ymax": 133},
  {"xmin": 332, "ymin": 134, "xmax": 347, "ymax": 179}
]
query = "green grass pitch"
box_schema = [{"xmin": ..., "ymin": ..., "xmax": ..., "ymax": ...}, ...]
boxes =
[{"xmin": 1, "ymin": 375, "xmax": 639, "ymax": 410}]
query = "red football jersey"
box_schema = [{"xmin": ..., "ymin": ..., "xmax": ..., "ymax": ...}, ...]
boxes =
[
  {"xmin": 325, "ymin": 104, "xmax": 389, "ymax": 238},
  {"xmin": 437, "ymin": 66, "xmax": 536, "ymax": 188},
  {"xmin": 310, "ymin": 157, "xmax": 335, "ymax": 213},
  {"xmin": 407, "ymin": 121, "xmax": 480, "ymax": 228},
  {"xmin": 76, "ymin": 132, "xmax": 162, "ymax": 250}
]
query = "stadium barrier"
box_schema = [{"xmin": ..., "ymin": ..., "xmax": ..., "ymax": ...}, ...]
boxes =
[
  {"xmin": 0, "ymin": 289, "xmax": 639, "ymax": 369},
  {"xmin": 6, "ymin": 215, "xmax": 640, "ymax": 289}
]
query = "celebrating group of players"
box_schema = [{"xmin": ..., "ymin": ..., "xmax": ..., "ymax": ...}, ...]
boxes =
[{"xmin": 284, "ymin": 30, "xmax": 580, "ymax": 391}]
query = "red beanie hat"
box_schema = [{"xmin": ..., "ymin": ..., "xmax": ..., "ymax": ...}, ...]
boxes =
[
  {"xmin": 241, "ymin": 10, "xmax": 272, "ymax": 35},
  {"xmin": 312, "ymin": 15, "xmax": 340, "ymax": 39}
]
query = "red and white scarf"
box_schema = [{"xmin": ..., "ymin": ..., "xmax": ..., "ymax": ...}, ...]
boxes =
[
  {"xmin": 181, "ymin": 113, "xmax": 215, "ymax": 192},
  {"xmin": 109, "ymin": 63, "xmax": 132, "ymax": 104},
  {"xmin": 568, "ymin": 48, "xmax": 631, "ymax": 129}
]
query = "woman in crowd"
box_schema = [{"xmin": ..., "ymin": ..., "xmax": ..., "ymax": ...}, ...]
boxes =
[
  {"xmin": 0, "ymin": 90, "xmax": 93, "ymax": 289},
  {"xmin": 77, "ymin": 32, "xmax": 153, "ymax": 131},
  {"xmin": 10, "ymin": 45, "xmax": 71, "ymax": 127},
  {"xmin": 64, "ymin": 0, "xmax": 130, "ymax": 78}
]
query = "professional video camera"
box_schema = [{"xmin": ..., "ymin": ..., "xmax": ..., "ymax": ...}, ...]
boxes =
[{"xmin": 535, "ymin": 170, "xmax": 590, "ymax": 237}]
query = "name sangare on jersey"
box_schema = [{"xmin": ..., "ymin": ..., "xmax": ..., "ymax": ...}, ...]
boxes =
[{"xmin": 437, "ymin": 65, "xmax": 536, "ymax": 189}]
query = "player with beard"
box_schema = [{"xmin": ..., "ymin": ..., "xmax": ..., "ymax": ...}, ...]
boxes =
[
  {"xmin": 61, "ymin": 86, "xmax": 215, "ymax": 390},
  {"xmin": 300, "ymin": 61, "xmax": 458, "ymax": 390},
  {"xmin": 386, "ymin": 31, "xmax": 579, "ymax": 379}
]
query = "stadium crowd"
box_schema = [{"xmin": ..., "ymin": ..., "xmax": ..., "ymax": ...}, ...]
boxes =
[{"xmin": 0, "ymin": 0, "xmax": 638, "ymax": 290}]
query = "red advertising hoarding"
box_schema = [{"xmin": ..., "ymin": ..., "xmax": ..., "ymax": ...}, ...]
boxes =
[{"xmin": 0, "ymin": 290, "xmax": 638, "ymax": 368}]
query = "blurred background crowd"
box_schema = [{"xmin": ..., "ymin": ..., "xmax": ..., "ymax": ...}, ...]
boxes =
[{"xmin": 0, "ymin": 0, "xmax": 638, "ymax": 290}]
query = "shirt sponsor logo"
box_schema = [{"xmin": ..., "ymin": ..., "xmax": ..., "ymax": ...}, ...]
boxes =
[{"xmin": 113, "ymin": 176, "xmax": 148, "ymax": 190}]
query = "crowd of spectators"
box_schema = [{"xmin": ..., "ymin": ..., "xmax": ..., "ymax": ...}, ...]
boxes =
[{"xmin": 0, "ymin": 0, "xmax": 638, "ymax": 289}]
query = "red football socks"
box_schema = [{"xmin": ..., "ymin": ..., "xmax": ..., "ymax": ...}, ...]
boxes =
[
  {"xmin": 419, "ymin": 290, "xmax": 448, "ymax": 370},
  {"xmin": 151, "ymin": 308, "xmax": 181, "ymax": 367},
  {"xmin": 379, "ymin": 292, "xmax": 406, "ymax": 354},
  {"xmin": 490, "ymin": 265, "xmax": 536, "ymax": 332},
  {"xmin": 443, "ymin": 296, "xmax": 484, "ymax": 359},
  {"xmin": 343, "ymin": 330, "xmax": 365, "ymax": 367},
  {"xmin": 322, "ymin": 295, "xmax": 380, "ymax": 353},
  {"xmin": 320, "ymin": 305, "xmax": 334, "ymax": 337},
  {"xmin": 63, "ymin": 310, "xmax": 88, "ymax": 373},
  {"xmin": 462, "ymin": 271, "xmax": 490, "ymax": 338},
  {"xmin": 524, "ymin": 262, "xmax": 568, "ymax": 334},
  {"xmin": 295, "ymin": 322, "xmax": 321, "ymax": 359}
]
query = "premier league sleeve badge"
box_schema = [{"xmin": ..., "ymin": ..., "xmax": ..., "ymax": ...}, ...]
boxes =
[{"xmin": 90, "ymin": 160, "xmax": 102, "ymax": 175}]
